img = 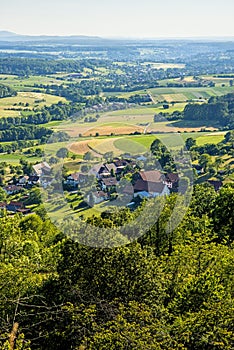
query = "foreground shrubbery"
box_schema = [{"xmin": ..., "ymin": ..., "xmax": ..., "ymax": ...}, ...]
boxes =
[{"xmin": 0, "ymin": 184, "xmax": 233, "ymax": 349}]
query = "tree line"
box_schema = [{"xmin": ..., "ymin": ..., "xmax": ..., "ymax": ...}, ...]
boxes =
[{"xmin": 183, "ymin": 93, "xmax": 234, "ymax": 128}]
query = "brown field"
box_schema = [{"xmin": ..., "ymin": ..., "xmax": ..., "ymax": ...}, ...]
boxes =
[
  {"xmin": 68, "ymin": 140, "xmax": 91, "ymax": 154},
  {"xmin": 82, "ymin": 124, "xmax": 144, "ymax": 136},
  {"xmin": 88, "ymin": 138, "xmax": 122, "ymax": 155}
]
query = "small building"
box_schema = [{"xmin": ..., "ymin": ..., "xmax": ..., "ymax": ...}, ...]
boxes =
[
  {"xmin": 4, "ymin": 185, "xmax": 23, "ymax": 195},
  {"xmin": 65, "ymin": 173, "xmax": 86, "ymax": 187},
  {"xmin": 0, "ymin": 202, "xmax": 6, "ymax": 210},
  {"xmin": 28, "ymin": 175, "xmax": 40, "ymax": 185},
  {"xmin": 17, "ymin": 175, "xmax": 29, "ymax": 186},
  {"xmin": 6, "ymin": 201, "xmax": 25, "ymax": 213},
  {"xmin": 87, "ymin": 191, "xmax": 108, "ymax": 205},
  {"xmin": 32, "ymin": 162, "xmax": 51, "ymax": 177},
  {"xmin": 101, "ymin": 177, "xmax": 118, "ymax": 191}
]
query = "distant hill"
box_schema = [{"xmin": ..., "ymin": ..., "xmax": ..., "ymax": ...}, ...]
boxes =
[{"xmin": 0, "ymin": 30, "xmax": 103, "ymax": 43}]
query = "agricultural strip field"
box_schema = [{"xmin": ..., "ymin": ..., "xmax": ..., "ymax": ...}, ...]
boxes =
[
  {"xmin": 149, "ymin": 86, "xmax": 234, "ymax": 102},
  {"xmin": 69, "ymin": 131, "xmax": 227, "ymax": 157},
  {"xmin": 55, "ymin": 121, "xmax": 144, "ymax": 137},
  {"xmin": 0, "ymin": 92, "xmax": 67, "ymax": 117}
]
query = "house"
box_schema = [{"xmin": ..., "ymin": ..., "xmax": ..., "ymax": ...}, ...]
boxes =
[
  {"xmin": 28, "ymin": 175, "xmax": 40, "ymax": 185},
  {"xmin": 101, "ymin": 177, "xmax": 118, "ymax": 191},
  {"xmin": 4, "ymin": 185, "xmax": 23, "ymax": 195},
  {"xmin": 17, "ymin": 175, "xmax": 29, "ymax": 186},
  {"xmin": 87, "ymin": 191, "xmax": 108, "ymax": 205},
  {"xmin": 134, "ymin": 182, "xmax": 170, "ymax": 198},
  {"xmin": 208, "ymin": 180, "xmax": 223, "ymax": 192},
  {"xmin": 32, "ymin": 162, "xmax": 51, "ymax": 177},
  {"xmin": 65, "ymin": 172, "xmax": 86, "ymax": 187},
  {"xmin": 6, "ymin": 201, "xmax": 25, "ymax": 212},
  {"xmin": 104, "ymin": 163, "xmax": 117, "ymax": 175},
  {"xmin": 89, "ymin": 164, "xmax": 109, "ymax": 179},
  {"xmin": 133, "ymin": 170, "xmax": 169, "ymax": 198},
  {"xmin": 89, "ymin": 159, "xmax": 133, "ymax": 179},
  {"xmin": 164, "ymin": 173, "xmax": 179, "ymax": 190},
  {"xmin": 138, "ymin": 170, "xmax": 165, "ymax": 183}
]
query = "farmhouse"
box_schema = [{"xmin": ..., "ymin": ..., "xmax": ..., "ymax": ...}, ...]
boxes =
[
  {"xmin": 133, "ymin": 170, "xmax": 169, "ymax": 198},
  {"xmin": 138, "ymin": 170, "xmax": 166, "ymax": 183},
  {"xmin": 32, "ymin": 162, "xmax": 51, "ymax": 177},
  {"xmin": 134, "ymin": 181, "xmax": 170, "ymax": 198}
]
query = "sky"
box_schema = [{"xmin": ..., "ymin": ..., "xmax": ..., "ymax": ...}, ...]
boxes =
[{"xmin": 1, "ymin": 0, "xmax": 234, "ymax": 38}]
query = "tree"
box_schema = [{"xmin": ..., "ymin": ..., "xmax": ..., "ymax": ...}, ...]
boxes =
[
  {"xmin": 185, "ymin": 137, "xmax": 196, "ymax": 150},
  {"xmin": 83, "ymin": 151, "xmax": 93, "ymax": 161},
  {"xmin": 103, "ymin": 151, "xmax": 114, "ymax": 162},
  {"xmin": 56, "ymin": 147, "xmax": 68, "ymax": 159},
  {"xmin": 199, "ymin": 153, "xmax": 212, "ymax": 172},
  {"xmin": 0, "ymin": 187, "xmax": 6, "ymax": 202}
]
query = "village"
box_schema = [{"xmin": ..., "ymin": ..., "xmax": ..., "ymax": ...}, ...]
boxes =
[{"xmin": 64, "ymin": 157, "xmax": 180, "ymax": 208}]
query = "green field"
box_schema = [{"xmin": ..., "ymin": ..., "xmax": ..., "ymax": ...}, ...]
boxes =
[
  {"xmin": 0, "ymin": 153, "xmax": 42, "ymax": 164},
  {"xmin": 149, "ymin": 86, "xmax": 234, "ymax": 102},
  {"xmin": 113, "ymin": 138, "xmax": 147, "ymax": 154},
  {"xmin": 70, "ymin": 131, "xmax": 227, "ymax": 157},
  {"xmin": 0, "ymin": 92, "xmax": 67, "ymax": 117}
]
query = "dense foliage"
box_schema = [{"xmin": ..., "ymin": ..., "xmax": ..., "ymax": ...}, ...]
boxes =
[
  {"xmin": 0, "ymin": 184, "xmax": 233, "ymax": 349},
  {"xmin": 184, "ymin": 93, "xmax": 234, "ymax": 128},
  {"xmin": 0, "ymin": 83, "xmax": 16, "ymax": 98}
]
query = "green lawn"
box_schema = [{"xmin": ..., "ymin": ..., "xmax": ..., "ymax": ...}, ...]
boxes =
[
  {"xmin": 114, "ymin": 138, "xmax": 147, "ymax": 154},
  {"xmin": 0, "ymin": 153, "xmax": 41, "ymax": 164}
]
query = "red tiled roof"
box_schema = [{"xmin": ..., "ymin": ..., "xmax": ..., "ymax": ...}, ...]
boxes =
[
  {"xmin": 139, "ymin": 170, "xmax": 164, "ymax": 183},
  {"xmin": 102, "ymin": 177, "xmax": 118, "ymax": 186},
  {"xmin": 134, "ymin": 180, "xmax": 166, "ymax": 194},
  {"xmin": 9, "ymin": 201, "xmax": 24, "ymax": 207}
]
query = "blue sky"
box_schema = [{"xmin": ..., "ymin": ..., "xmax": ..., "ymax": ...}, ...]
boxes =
[{"xmin": 1, "ymin": 0, "xmax": 233, "ymax": 38}]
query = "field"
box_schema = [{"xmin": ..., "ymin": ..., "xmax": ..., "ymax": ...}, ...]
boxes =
[
  {"xmin": 149, "ymin": 86, "xmax": 234, "ymax": 103},
  {"xmin": 0, "ymin": 73, "xmax": 74, "ymax": 91},
  {"xmin": 0, "ymin": 153, "xmax": 41, "ymax": 164},
  {"xmin": 67, "ymin": 131, "xmax": 227, "ymax": 158},
  {"xmin": 0, "ymin": 92, "xmax": 67, "ymax": 117}
]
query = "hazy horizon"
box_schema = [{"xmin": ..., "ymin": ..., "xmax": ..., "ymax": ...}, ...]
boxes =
[
  {"xmin": 1, "ymin": 30, "xmax": 234, "ymax": 41},
  {"xmin": 1, "ymin": 0, "xmax": 234, "ymax": 38}
]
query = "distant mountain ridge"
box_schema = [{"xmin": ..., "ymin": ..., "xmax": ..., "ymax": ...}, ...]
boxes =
[{"xmin": 0, "ymin": 31, "xmax": 103, "ymax": 42}]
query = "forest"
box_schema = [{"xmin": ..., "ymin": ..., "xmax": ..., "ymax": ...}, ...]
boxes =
[
  {"xmin": 0, "ymin": 183, "xmax": 233, "ymax": 349},
  {"xmin": 183, "ymin": 93, "xmax": 234, "ymax": 128}
]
